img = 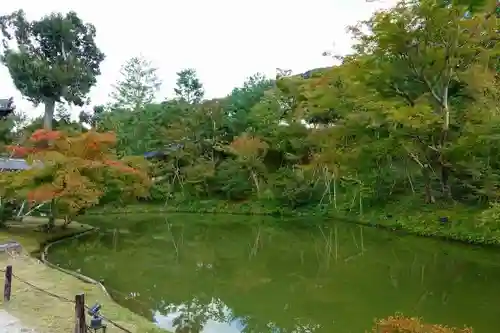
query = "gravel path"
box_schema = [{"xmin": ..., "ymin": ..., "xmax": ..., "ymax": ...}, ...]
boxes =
[{"xmin": 0, "ymin": 310, "xmax": 36, "ymax": 333}]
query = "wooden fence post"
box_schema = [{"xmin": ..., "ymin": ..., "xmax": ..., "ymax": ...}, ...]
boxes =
[
  {"xmin": 74, "ymin": 293, "xmax": 86, "ymax": 333},
  {"xmin": 3, "ymin": 265, "xmax": 12, "ymax": 301}
]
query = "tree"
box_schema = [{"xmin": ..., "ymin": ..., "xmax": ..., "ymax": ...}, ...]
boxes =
[
  {"xmin": 347, "ymin": 0, "xmax": 499, "ymax": 201},
  {"xmin": 0, "ymin": 110, "xmax": 25, "ymax": 153},
  {"xmin": 174, "ymin": 68, "xmax": 205, "ymax": 104},
  {"xmin": 224, "ymin": 73, "xmax": 274, "ymax": 135},
  {"xmin": 55, "ymin": 102, "xmax": 71, "ymax": 123},
  {"xmin": 226, "ymin": 133, "xmax": 268, "ymax": 197},
  {"xmin": 3, "ymin": 129, "xmax": 151, "ymax": 227},
  {"xmin": 79, "ymin": 105, "xmax": 105, "ymax": 129},
  {"xmin": 44, "ymin": 0, "xmax": 498, "ymax": 230},
  {"xmin": 0, "ymin": 10, "xmax": 105, "ymax": 130},
  {"xmin": 109, "ymin": 56, "xmax": 162, "ymax": 111}
]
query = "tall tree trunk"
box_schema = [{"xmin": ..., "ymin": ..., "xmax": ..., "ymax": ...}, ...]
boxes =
[
  {"xmin": 44, "ymin": 99, "xmax": 55, "ymax": 131},
  {"xmin": 43, "ymin": 99, "xmax": 56, "ymax": 231},
  {"xmin": 440, "ymin": 103, "xmax": 452, "ymax": 200}
]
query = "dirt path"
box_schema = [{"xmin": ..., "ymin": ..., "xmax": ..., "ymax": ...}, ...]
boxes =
[{"xmin": 0, "ymin": 310, "xmax": 36, "ymax": 333}]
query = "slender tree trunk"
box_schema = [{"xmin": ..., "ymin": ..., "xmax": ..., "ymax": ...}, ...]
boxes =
[
  {"xmin": 440, "ymin": 103, "xmax": 452, "ymax": 200},
  {"xmin": 47, "ymin": 198, "xmax": 56, "ymax": 232},
  {"xmin": 250, "ymin": 170, "xmax": 260, "ymax": 198},
  {"xmin": 440, "ymin": 165, "xmax": 451, "ymax": 199},
  {"xmin": 44, "ymin": 99, "xmax": 55, "ymax": 131},
  {"xmin": 423, "ymin": 168, "xmax": 435, "ymax": 204}
]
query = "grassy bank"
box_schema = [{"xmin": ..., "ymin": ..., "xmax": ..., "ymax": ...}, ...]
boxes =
[
  {"xmin": 0, "ymin": 218, "xmax": 166, "ymax": 333},
  {"xmin": 86, "ymin": 198, "xmax": 499, "ymax": 246}
]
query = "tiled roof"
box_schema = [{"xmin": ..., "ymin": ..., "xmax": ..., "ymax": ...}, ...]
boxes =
[
  {"xmin": 0, "ymin": 158, "xmax": 31, "ymax": 170},
  {"xmin": 144, "ymin": 144, "xmax": 184, "ymax": 159},
  {"xmin": 0, "ymin": 98, "xmax": 14, "ymax": 111}
]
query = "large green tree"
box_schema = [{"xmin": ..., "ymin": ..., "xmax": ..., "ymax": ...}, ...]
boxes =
[
  {"xmin": 0, "ymin": 10, "xmax": 105, "ymax": 130},
  {"xmin": 344, "ymin": 0, "xmax": 499, "ymax": 202},
  {"xmin": 223, "ymin": 73, "xmax": 274, "ymax": 135}
]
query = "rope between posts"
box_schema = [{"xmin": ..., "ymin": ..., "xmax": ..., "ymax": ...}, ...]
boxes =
[{"xmin": 0, "ymin": 268, "xmax": 133, "ymax": 333}]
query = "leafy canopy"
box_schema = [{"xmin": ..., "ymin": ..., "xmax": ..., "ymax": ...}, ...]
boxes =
[
  {"xmin": 109, "ymin": 56, "xmax": 162, "ymax": 111},
  {"xmin": 174, "ymin": 68, "xmax": 205, "ymax": 104},
  {"xmin": 2, "ymin": 130, "xmax": 151, "ymax": 216},
  {"xmin": 0, "ymin": 10, "xmax": 105, "ymax": 105}
]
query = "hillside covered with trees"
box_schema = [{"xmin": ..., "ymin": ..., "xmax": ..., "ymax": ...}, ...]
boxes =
[{"xmin": 0, "ymin": 0, "xmax": 499, "ymax": 239}]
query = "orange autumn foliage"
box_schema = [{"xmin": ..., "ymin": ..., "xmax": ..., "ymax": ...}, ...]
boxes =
[
  {"xmin": 3, "ymin": 130, "xmax": 151, "ymax": 215},
  {"xmin": 29, "ymin": 129, "xmax": 62, "ymax": 142},
  {"xmin": 372, "ymin": 315, "xmax": 473, "ymax": 333},
  {"xmin": 26, "ymin": 186, "xmax": 59, "ymax": 203},
  {"xmin": 229, "ymin": 134, "xmax": 268, "ymax": 160}
]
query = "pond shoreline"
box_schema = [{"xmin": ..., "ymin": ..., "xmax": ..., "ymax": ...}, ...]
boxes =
[
  {"xmin": 40, "ymin": 228, "xmax": 111, "ymax": 298},
  {"xmin": 0, "ymin": 219, "xmax": 168, "ymax": 333},
  {"xmin": 86, "ymin": 203, "xmax": 500, "ymax": 247},
  {"xmin": 49, "ymin": 212, "xmax": 500, "ymax": 332}
]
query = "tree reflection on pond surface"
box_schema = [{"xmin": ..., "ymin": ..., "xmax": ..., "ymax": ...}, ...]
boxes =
[{"xmin": 49, "ymin": 214, "xmax": 500, "ymax": 332}]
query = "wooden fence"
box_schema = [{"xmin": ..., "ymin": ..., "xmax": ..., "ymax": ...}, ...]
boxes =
[{"xmin": 3, "ymin": 264, "xmax": 109, "ymax": 333}]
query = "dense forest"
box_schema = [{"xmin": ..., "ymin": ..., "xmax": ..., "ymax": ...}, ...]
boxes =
[{"xmin": 0, "ymin": 0, "xmax": 499, "ymax": 228}]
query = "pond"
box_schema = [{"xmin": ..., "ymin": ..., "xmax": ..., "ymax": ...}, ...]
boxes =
[{"xmin": 48, "ymin": 213, "xmax": 500, "ymax": 332}]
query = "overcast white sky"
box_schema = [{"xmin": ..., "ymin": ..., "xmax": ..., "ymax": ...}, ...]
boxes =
[{"xmin": 0, "ymin": 0, "xmax": 396, "ymax": 120}]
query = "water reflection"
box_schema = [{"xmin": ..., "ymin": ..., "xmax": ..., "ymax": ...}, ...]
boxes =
[
  {"xmin": 49, "ymin": 214, "xmax": 500, "ymax": 333},
  {"xmin": 153, "ymin": 297, "xmax": 321, "ymax": 333},
  {"xmin": 153, "ymin": 298, "xmax": 242, "ymax": 333}
]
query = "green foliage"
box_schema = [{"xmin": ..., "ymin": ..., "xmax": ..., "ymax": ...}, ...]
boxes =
[
  {"xmin": 174, "ymin": 68, "xmax": 205, "ymax": 104},
  {"xmin": 109, "ymin": 56, "xmax": 161, "ymax": 111},
  {"xmin": 0, "ymin": 10, "xmax": 105, "ymax": 129},
  {"xmin": 108, "ymin": 0, "xmax": 498, "ymax": 243},
  {"xmin": 223, "ymin": 73, "xmax": 274, "ymax": 134},
  {"xmin": 478, "ymin": 201, "xmax": 500, "ymax": 234},
  {"xmin": 55, "ymin": 103, "xmax": 71, "ymax": 123},
  {"xmin": 1, "ymin": 0, "xmax": 499, "ymax": 243},
  {"xmin": 0, "ymin": 110, "xmax": 25, "ymax": 151}
]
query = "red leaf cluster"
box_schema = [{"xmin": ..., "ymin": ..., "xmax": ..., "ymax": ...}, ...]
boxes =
[
  {"xmin": 30, "ymin": 129, "xmax": 62, "ymax": 142},
  {"xmin": 6, "ymin": 145, "xmax": 36, "ymax": 158}
]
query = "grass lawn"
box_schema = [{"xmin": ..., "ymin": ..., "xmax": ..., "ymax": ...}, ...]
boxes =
[{"xmin": 0, "ymin": 217, "xmax": 166, "ymax": 333}]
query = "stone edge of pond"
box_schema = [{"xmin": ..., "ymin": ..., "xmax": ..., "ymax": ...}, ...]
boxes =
[
  {"xmin": 85, "ymin": 206, "xmax": 500, "ymax": 247},
  {"xmin": 40, "ymin": 228, "xmax": 111, "ymax": 297}
]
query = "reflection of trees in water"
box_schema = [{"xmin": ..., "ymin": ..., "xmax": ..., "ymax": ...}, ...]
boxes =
[
  {"xmin": 158, "ymin": 297, "xmax": 229, "ymax": 332},
  {"xmin": 241, "ymin": 317, "xmax": 320, "ymax": 333},
  {"xmin": 52, "ymin": 219, "xmax": 500, "ymax": 333},
  {"xmin": 156, "ymin": 297, "xmax": 321, "ymax": 333}
]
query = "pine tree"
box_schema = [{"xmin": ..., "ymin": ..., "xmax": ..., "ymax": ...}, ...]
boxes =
[
  {"xmin": 109, "ymin": 56, "xmax": 162, "ymax": 111},
  {"xmin": 174, "ymin": 68, "xmax": 205, "ymax": 104}
]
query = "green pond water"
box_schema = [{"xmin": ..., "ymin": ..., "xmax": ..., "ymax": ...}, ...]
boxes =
[{"xmin": 48, "ymin": 213, "xmax": 500, "ymax": 332}]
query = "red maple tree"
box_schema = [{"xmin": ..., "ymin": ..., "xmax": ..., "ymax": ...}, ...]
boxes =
[{"xmin": 3, "ymin": 130, "xmax": 151, "ymax": 222}]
